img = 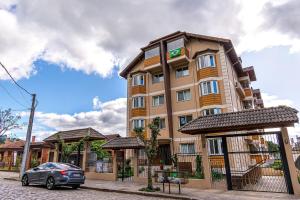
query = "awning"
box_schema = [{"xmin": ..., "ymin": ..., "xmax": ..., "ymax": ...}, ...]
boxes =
[
  {"xmin": 179, "ymin": 106, "xmax": 298, "ymax": 135},
  {"xmin": 102, "ymin": 137, "xmax": 145, "ymax": 150}
]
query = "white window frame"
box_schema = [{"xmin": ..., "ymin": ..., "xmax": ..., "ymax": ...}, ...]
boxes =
[
  {"xmin": 132, "ymin": 119, "xmax": 145, "ymax": 130},
  {"xmin": 132, "ymin": 74, "xmax": 144, "ymax": 86},
  {"xmin": 152, "ymin": 73, "xmax": 164, "ymax": 84},
  {"xmin": 180, "ymin": 143, "xmax": 195, "ymax": 154},
  {"xmin": 178, "ymin": 115, "xmax": 193, "ymax": 128},
  {"xmin": 200, "ymin": 80, "xmax": 219, "ymax": 96},
  {"xmin": 175, "ymin": 66, "xmax": 189, "ymax": 78},
  {"xmin": 132, "ymin": 96, "xmax": 144, "ymax": 108},
  {"xmin": 197, "ymin": 54, "xmax": 216, "ymax": 69},
  {"xmin": 177, "ymin": 89, "xmax": 191, "ymax": 102},
  {"xmin": 202, "ymin": 108, "xmax": 222, "ymax": 116},
  {"xmin": 208, "ymin": 138, "xmax": 223, "ymax": 155},
  {"xmin": 152, "ymin": 95, "xmax": 164, "ymax": 106}
]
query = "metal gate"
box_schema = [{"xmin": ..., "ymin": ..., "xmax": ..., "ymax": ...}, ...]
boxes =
[
  {"xmin": 207, "ymin": 132, "xmax": 293, "ymax": 194},
  {"xmin": 116, "ymin": 150, "xmax": 133, "ymax": 182}
]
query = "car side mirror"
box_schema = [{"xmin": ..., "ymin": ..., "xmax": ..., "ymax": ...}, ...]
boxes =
[{"xmin": 33, "ymin": 167, "xmax": 39, "ymax": 171}]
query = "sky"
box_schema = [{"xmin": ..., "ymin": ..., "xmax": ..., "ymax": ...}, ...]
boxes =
[{"xmin": 0, "ymin": 0, "xmax": 300, "ymax": 141}]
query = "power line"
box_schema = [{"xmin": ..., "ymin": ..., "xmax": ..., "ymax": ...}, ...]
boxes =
[
  {"xmin": 0, "ymin": 62, "xmax": 32, "ymax": 96},
  {"xmin": 0, "ymin": 82, "xmax": 30, "ymax": 109}
]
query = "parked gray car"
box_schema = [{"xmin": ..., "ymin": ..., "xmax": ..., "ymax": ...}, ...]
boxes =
[{"xmin": 21, "ymin": 162, "xmax": 85, "ymax": 190}]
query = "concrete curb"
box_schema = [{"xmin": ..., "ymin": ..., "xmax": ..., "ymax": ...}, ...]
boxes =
[
  {"xmin": 3, "ymin": 177, "xmax": 197, "ymax": 199},
  {"xmin": 80, "ymin": 185, "xmax": 198, "ymax": 200}
]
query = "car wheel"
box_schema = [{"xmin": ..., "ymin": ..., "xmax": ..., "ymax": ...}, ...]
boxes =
[
  {"xmin": 22, "ymin": 175, "xmax": 29, "ymax": 186},
  {"xmin": 46, "ymin": 177, "xmax": 55, "ymax": 190},
  {"xmin": 71, "ymin": 184, "xmax": 80, "ymax": 189}
]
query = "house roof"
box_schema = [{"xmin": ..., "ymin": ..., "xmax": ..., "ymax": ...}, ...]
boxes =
[
  {"xmin": 102, "ymin": 137, "xmax": 145, "ymax": 150},
  {"xmin": 0, "ymin": 139, "xmax": 25, "ymax": 150},
  {"xmin": 179, "ymin": 106, "xmax": 299, "ymax": 134},
  {"xmin": 105, "ymin": 134, "xmax": 121, "ymax": 141},
  {"xmin": 43, "ymin": 127, "xmax": 106, "ymax": 142},
  {"xmin": 119, "ymin": 31, "xmax": 245, "ymax": 78}
]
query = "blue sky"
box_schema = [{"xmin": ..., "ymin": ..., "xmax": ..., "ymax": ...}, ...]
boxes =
[{"xmin": 0, "ymin": 0, "xmax": 299, "ymax": 140}]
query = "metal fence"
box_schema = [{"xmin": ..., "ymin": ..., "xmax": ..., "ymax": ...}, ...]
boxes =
[
  {"xmin": 86, "ymin": 152, "xmax": 113, "ymax": 173},
  {"xmin": 292, "ymin": 149, "xmax": 300, "ymax": 183}
]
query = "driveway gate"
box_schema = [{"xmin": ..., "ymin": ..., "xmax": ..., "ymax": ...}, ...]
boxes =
[
  {"xmin": 207, "ymin": 132, "xmax": 293, "ymax": 194},
  {"xmin": 116, "ymin": 150, "xmax": 133, "ymax": 182}
]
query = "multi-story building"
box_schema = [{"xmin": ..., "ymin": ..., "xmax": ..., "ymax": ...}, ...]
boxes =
[{"xmin": 120, "ymin": 31, "xmax": 263, "ymax": 165}]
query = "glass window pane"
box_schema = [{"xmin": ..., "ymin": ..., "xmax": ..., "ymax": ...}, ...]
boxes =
[
  {"xmin": 145, "ymin": 47, "xmax": 159, "ymax": 59},
  {"xmin": 167, "ymin": 38, "xmax": 184, "ymax": 51}
]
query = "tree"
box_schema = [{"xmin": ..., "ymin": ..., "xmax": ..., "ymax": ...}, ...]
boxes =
[
  {"xmin": 0, "ymin": 109, "xmax": 22, "ymax": 136},
  {"xmin": 195, "ymin": 155, "xmax": 204, "ymax": 179},
  {"xmin": 134, "ymin": 117, "xmax": 161, "ymax": 191},
  {"xmin": 90, "ymin": 140, "xmax": 109, "ymax": 160}
]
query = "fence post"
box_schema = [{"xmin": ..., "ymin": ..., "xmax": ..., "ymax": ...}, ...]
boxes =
[
  {"xmin": 201, "ymin": 135, "xmax": 212, "ymax": 188},
  {"xmin": 222, "ymin": 136, "xmax": 232, "ymax": 190},
  {"xmin": 281, "ymin": 127, "xmax": 300, "ymax": 195}
]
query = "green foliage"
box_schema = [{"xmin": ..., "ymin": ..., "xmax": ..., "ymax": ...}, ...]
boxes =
[
  {"xmin": 139, "ymin": 187, "xmax": 160, "ymax": 192},
  {"xmin": 15, "ymin": 156, "xmax": 22, "ymax": 168},
  {"xmin": 211, "ymin": 170, "xmax": 224, "ymax": 181},
  {"xmin": 134, "ymin": 117, "xmax": 161, "ymax": 191},
  {"xmin": 171, "ymin": 154, "xmax": 178, "ymax": 170},
  {"xmin": 195, "ymin": 155, "xmax": 204, "ymax": 179},
  {"xmin": 272, "ymin": 160, "xmax": 283, "ymax": 170},
  {"xmin": 0, "ymin": 108, "xmax": 22, "ymax": 136},
  {"xmin": 31, "ymin": 155, "xmax": 39, "ymax": 168},
  {"xmin": 90, "ymin": 140, "xmax": 109, "ymax": 160},
  {"xmin": 266, "ymin": 141, "xmax": 279, "ymax": 152}
]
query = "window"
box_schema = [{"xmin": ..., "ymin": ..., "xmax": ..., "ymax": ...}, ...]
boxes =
[
  {"xmin": 197, "ymin": 54, "xmax": 215, "ymax": 69},
  {"xmin": 176, "ymin": 66, "xmax": 189, "ymax": 78},
  {"xmin": 200, "ymin": 80, "xmax": 219, "ymax": 95},
  {"xmin": 152, "ymin": 95, "xmax": 164, "ymax": 106},
  {"xmin": 202, "ymin": 108, "xmax": 222, "ymax": 116},
  {"xmin": 159, "ymin": 118, "xmax": 166, "ymax": 129},
  {"xmin": 179, "ymin": 115, "xmax": 193, "ymax": 127},
  {"xmin": 132, "ymin": 119, "xmax": 145, "ymax": 129},
  {"xmin": 180, "ymin": 143, "xmax": 195, "ymax": 154},
  {"xmin": 132, "ymin": 96, "xmax": 144, "ymax": 108},
  {"xmin": 167, "ymin": 38, "xmax": 184, "ymax": 51},
  {"xmin": 132, "ymin": 74, "xmax": 144, "ymax": 86},
  {"xmin": 145, "ymin": 47, "xmax": 160, "ymax": 59},
  {"xmin": 177, "ymin": 89, "xmax": 191, "ymax": 102},
  {"xmin": 208, "ymin": 138, "xmax": 223, "ymax": 155},
  {"xmin": 152, "ymin": 73, "xmax": 164, "ymax": 83}
]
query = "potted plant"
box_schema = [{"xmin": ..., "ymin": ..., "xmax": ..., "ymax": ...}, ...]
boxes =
[{"xmin": 159, "ymin": 160, "xmax": 164, "ymax": 170}]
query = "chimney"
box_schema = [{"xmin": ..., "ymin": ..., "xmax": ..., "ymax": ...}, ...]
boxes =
[{"xmin": 32, "ymin": 136, "xmax": 36, "ymax": 143}]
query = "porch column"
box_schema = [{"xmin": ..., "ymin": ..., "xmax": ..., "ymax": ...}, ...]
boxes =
[
  {"xmin": 201, "ymin": 134, "xmax": 212, "ymax": 189},
  {"xmin": 281, "ymin": 127, "xmax": 300, "ymax": 195},
  {"xmin": 132, "ymin": 149, "xmax": 138, "ymax": 180},
  {"xmin": 112, "ymin": 150, "xmax": 117, "ymax": 181},
  {"xmin": 53, "ymin": 143, "xmax": 59, "ymax": 162},
  {"xmin": 82, "ymin": 141, "xmax": 90, "ymax": 171}
]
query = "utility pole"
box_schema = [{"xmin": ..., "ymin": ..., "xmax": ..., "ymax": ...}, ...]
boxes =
[{"xmin": 20, "ymin": 94, "xmax": 36, "ymax": 177}]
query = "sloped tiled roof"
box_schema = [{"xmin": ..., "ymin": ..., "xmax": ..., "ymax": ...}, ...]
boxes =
[
  {"xmin": 44, "ymin": 127, "xmax": 106, "ymax": 142},
  {"xmin": 105, "ymin": 134, "xmax": 120, "ymax": 141},
  {"xmin": 179, "ymin": 106, "xmax": 299, "ymax": 134},
  {"xmin": 0, "ymin": 139, "xmax": 25, "ymax": 150},
  {"xmin": 102, "ymin": 137, "xmax": 145, "ymax": 150}
]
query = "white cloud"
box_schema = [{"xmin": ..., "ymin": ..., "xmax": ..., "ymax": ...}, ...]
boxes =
[
  {"xmin": 261, "ymin": 93, "xmax": 294, "ymax": 107},
  {"xmin": 20, "ymin": 97, "xmax": 127, "ymax": 141},
  {"xmin": 1, "ymin": 0, "xmax": 300, "ymax": 80}
]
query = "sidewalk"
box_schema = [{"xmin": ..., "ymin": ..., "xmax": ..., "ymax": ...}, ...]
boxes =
[{"xmin": 1, "ymin": 171, "xmax": 298, "ymax": 200}]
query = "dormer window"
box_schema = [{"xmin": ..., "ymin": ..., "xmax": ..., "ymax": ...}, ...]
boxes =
[
  {"xmin": 197, "ymin": 54, "xmax": 215, "ymax": 69},
  {"xmin": 145, "ymin": 47, "xmax": 160, "ymax": 59},
  {"xmin": 132, "ymin": 74, "xmax": 144, "ymax": 86}
]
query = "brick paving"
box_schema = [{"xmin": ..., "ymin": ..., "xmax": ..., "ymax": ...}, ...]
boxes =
[{"xmin": 0, "ymin": 171, "xmax": 299, "ymax": 200}]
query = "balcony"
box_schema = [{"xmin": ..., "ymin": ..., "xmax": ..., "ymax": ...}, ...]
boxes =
[
  {"xmin": 166, "ymin": 47, "xmax": 189, "ymax": 66},
  {"xmin": 244, "ymin": 88, "xmax": 253, "ymax": 98},
  {"xmin": 144, "ymin": 55, "xmax": 162, "ymax": 72},
  {"xmin": 235, "ymin": 81, "xmax": 245, "ymax": 98}
]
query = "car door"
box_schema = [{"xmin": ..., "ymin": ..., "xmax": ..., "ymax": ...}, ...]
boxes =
[
  {"xmin": 38, "ymin": 163, "xmax": 52, "ymax": 184},
  {"xmin": 28, "ymin": 166, "xmax": 41, "ymax": 183}
]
